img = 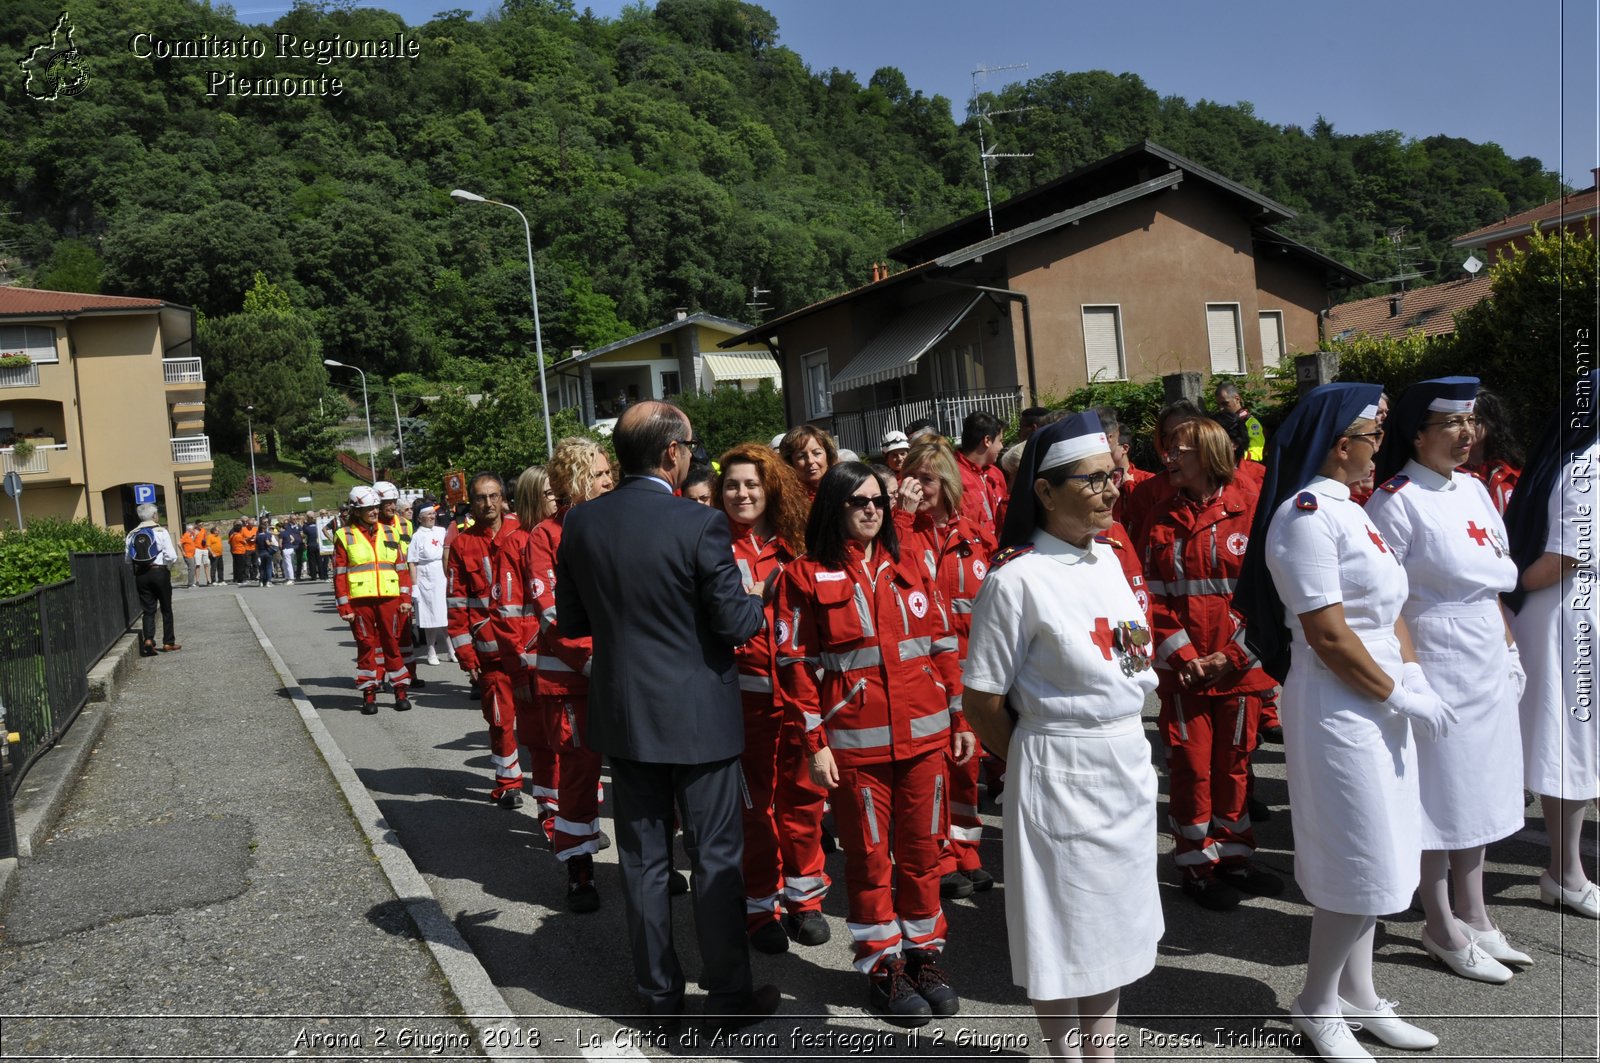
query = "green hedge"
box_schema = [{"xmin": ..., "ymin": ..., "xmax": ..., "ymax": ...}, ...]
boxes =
[{"xmin": 0, "ymin": 518, "xmax": 127, "ymax": 599}]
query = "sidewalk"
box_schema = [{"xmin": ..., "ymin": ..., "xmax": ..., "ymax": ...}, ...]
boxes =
[{"xmin": 0, "ymin": 592, "xmax": 490, "ymax": 1059}]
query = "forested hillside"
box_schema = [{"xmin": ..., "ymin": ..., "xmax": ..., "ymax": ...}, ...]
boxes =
[{"xmin": 2, "ymin": 0, "xmax": 1564, "ymax": 392}]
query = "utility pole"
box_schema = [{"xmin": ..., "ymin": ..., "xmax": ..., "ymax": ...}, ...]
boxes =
[
  {"xmin": 390, "ymin": 388, "xmax": 407, "ymax": 471},
  {"xmin": 970, "ymin": 63, "xmax": 1033, "ymax": 236}
]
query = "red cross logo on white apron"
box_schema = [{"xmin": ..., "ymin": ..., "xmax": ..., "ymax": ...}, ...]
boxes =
[
  {"xmin": 1090, "ymin": 617, "xmax": 1116, "ymax": 661},
  {"xmin": 1466, "ymin": 521, "xmax": 1490, "ymax": 546}
]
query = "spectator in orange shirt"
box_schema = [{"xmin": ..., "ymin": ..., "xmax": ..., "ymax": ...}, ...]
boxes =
[
  {"xmin": 228, "ymin": 521, "xmax": 251, "ymax": 584},
  {"xmin": 205, "ymin": 524, "xmax": 224, "ymax": 586}
]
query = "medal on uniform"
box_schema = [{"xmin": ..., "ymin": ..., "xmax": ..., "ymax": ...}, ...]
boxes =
[
  {"xmin": 1489, "ymin": 528, "xmax": 1507, "ymax": 558},
  {"xmin": 1114, "ymin": 620, "xmax": 1153, "ymax": 675}
]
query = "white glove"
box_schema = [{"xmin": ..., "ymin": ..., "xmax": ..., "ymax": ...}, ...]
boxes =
[
  {"xmin": 1384, "ymin": 662, "xmax": 1455, "ymax": 740},
  {"xmin": 1506, "ymin": 644, "xmax": 1527, "ymax": 703}
]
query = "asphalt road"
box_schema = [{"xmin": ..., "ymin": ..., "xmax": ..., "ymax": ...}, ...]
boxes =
[{"xmin": 239, "ymin": 578, "xmax": 1598, "ymax": 1061}]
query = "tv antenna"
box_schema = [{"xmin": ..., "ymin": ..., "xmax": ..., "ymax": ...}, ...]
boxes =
[
  {"xmin": 971, "ymin": 63, "xmax": 1033, "ymax": 236},
  {"xmin": 746, "ymin": 283, "xmax": 772, "ymax": 320}
]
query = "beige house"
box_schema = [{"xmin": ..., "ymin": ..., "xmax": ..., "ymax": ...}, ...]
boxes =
[
  {"xmin": 724, "ymin": 142, "xmax": 1367, "ymax": 453},
  {"xmin": 0, "ymin": 287, "xmax": 212, "ymax": 535},
  {"xmin": 546, "ymin": 311, "xmax": 780, "ymax": 426}
]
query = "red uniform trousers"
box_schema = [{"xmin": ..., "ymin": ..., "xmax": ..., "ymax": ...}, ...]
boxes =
[
  {"xmin": 478, "ymin": 665, "xmax": 524, "ymax": 800},
  {"xmin": 939, "ymin": 749, "xmax": 984, "ymax": 874},
  {"xmin": 349, "ymin": 598, "xmax": 410, "ymax": 695},
  {"xmin": 1160, "ymin": 690, "xmax": 1263, "ymax": 876},
  {"xmin": 539, "ymin": 692, "xmax": 602, "ymax": 861},
  {"xmin": 738, "ymin": 688, "xmax": 829, "ymax": 931},
  {"xmin": 832, "ymin": 749, "xmax": 949, "ymax": 973},
  {"xmin": 516, "ymin": 679, "xmax": 561, "ymax": 820}
]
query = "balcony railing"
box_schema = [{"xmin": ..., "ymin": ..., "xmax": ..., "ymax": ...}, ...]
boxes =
[
  {"xmin": 162, "ymin": 357, "xmax": 204, "ymax": 385},
  {"xmin": 1, "ymin": 443, "xmax": 66, "ymax": 475},
  {"xmin": 830, "ymin": 386, "xmax": 1024, "ymax": 455},
  {"xmin": 170, "ymin": 435, "xmax": 211, "ymax": 464},
  {"xmin": 0, "ymin": 362, "xmax": 40, "ymax": 389}
]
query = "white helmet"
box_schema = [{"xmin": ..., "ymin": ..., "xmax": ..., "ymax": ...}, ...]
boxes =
[
  {"xmin": 349, "ymin": 485, "xmax": 381, "ymax": 508},
  {"xmin": 374, "ymin": 480, "xmax": 399, "ymax": 501}
]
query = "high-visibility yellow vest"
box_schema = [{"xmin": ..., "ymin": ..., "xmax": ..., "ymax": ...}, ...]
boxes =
[
  {"xmin": 1244, "ymin": 413, "xmax": 1267, "ymax": 463},
  {"xmin": 341, "ymin": 524, "xmax": 404, "ymax": 598}
]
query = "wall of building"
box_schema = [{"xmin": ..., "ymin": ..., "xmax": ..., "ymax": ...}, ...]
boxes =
[
  {"xmin": 1003, "ymin": 186, "xmax": 1267, "ymax": 396},
  {"xmin": 1254, "ymin": 255, "xmax": 1332, "ymax": 358},
  {"xmin": 6, "ymin": 485, "xmax": 88, "ymax": 530}
]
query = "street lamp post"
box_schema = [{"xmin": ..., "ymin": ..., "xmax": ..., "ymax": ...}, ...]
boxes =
[
  {"xmin": 245, "ymin": 405, "xmax": 261, "ymax": 518},
  {"xmin": 323, "ymin": 359, "xmax": 378, "ymax": 483},
  {"xmin": 448, "ymin": 188, "xmax": 554, "ymax": 458}
]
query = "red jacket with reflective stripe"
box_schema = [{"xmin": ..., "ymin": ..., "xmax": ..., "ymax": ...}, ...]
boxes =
[
  {"xmin": 1143, "ymin": 477, "xmax": 1274, "ymax": 695},
  {"xmin": 896, "ymin": 510, "xmax": 994, "ymax": 651},
  {"xmin": 955, "ymin": 450, "xmax": 1007, "ymax": 542},
  {"xmin": 774, "ymin": 541, "xmax": 966, "ymax": 767},
  {"xmin": 523, "ymin": 511, "xmax": 592, "ymax": 696},
  {"xmin": 727, "ymin": 520, "xmax": 797, "ymax": 697},
  {"xmin": 1462, "ymin": 461, "xmax": 1519, "ymax": 515},
  {"xmin": 445, "ymin": 515, "xmax": 531, "ymax": 674}
]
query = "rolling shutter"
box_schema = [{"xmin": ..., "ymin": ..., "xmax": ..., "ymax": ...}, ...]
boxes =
[
  {"xmin": 1206, "ymin": 304, "xmax": 1243, "ymax": 373},
  {"xmin": 1258, "ymin": 311, "xmax": 1284, "ymax": 368},
  {"xmin": 1082, "ymin": 306, "xmax": 1124, "ymax": 382}
]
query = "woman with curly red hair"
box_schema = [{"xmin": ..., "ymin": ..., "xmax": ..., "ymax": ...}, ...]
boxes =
[{"xmin": 717, "ymin": 443, "xmax": 832, "ymax": 953}]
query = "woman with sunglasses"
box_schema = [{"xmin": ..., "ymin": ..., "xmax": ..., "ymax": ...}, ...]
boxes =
[
  {"xmin": 1147, "ymin": 417, "xmax": 1282, "ymax": 912},
  {"xmin": 1367, "ymin": 377, "xmax": 1528, "ymax": 983},
  {"xmin": 896, "ymin": 439, "xmax": 999, "ymax": 900},
  {"xmin": 715, "ymin": 444, "xmax": 832, "ymax": 955},
  {"xmin": 521, "ymin": 437, "xmax": 615, "ymax": 912},
  {"xmin": 779, "ymin": 424, "xmax": 839, "ymax": 503},
  {"xmin": 1238, "ymin": 382, "xmax": 1452, "ymax": 1061},
  {"xmin": 961, "ymin": 411, "xmax": 1161, "ymax": 1059},
  {"xmin": 774, "ymin": 462, "xmax": 974, "ymax": 1027}
]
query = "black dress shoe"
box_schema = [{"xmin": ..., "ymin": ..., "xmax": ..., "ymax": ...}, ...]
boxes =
[
  {"xmin": 904, "ymin": 948, "xmax": 960, "ymax": 1017},
  {"xmin": 939, "ymin": 871, "xmax": 974, "ymax": 898},
  {"xmin": 965, "ymin": 866, "xmax": 995, "ymax": 892},
  {"xmin": 784, "ymin": 909, "xmax": 831, "ymax": 946},
  {"xmin": 139, "ymin": 640, "xmax": 158, "ymax": 658},
  {"xmin": 567, "ymin": 855, "xmax": 600, "ymax": 913},
  {"xmin": 361, "ymin": 695, "xmax": 379, "ymax": 716},
  {"xmin": 749, "ymin": 920, "xmax": 789, "ymax": 954},
  {"xmin": 410, "ymin": 676, "xmax": 428, "ymax": 690},
  {"xmin": 667, "ymin": 869, "xmax": 690, "ymax": 896},
  {"xmin": 867, "ymin": 957, "xmax": 932, "ymax": 1028},
  {"xmin": 1181, "ymin": 873, "xmax": 1243, "ymax": 911},
  {"xmin": 1216, "ymin": 862, "xmax": 1285, "ymax": 896},
  {"xmin": 704, "ymin": 983, "xmax": 780, "ymax": 1032},
  {"xmin": 497, "ymin": 789, "xmax": 523, "ymax": 810}
]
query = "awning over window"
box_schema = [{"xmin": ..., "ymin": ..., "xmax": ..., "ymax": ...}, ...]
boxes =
[
  {"xmin": 830, "ymin": 293, "xmax": 985, "ymax": 393},
  {"xmin": 702, "ymin": 350, "xmax": 781, "ymax": 384}
]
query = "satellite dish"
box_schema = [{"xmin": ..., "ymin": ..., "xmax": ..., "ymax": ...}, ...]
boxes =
[{"xmin": 1463, "ymin": 254, "xmax": 1484, "ymax": 276}]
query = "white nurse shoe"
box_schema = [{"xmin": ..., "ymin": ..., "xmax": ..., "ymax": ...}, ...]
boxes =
[
  {"xmin": 1420, "ymin": 927, "xmax": 1513, "ymax": 983},
  {"xmin": 1338, "ymin": 997, "xmax": 1439, "ymax": 1050},
  {"xmin": 1539, "ymin": 873, "xmax": 1600, "ymax": 918},
  {"xmin": 1456, "ymin": 918, "xmax": 1534, "ymax": 965},
  {"xmin": 1291, "ymin": 998, "xmax": 1375, "ymax": 1062}
]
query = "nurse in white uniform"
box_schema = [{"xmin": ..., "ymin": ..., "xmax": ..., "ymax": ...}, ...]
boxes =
[
  {"xmin": 1505, "ymin": 368, "xmax": 1600, "ymax": 918},
  {"xmin": 1366, "ymin": 377, "xmax": 1528, "ymax": 982},
  {"xmin": 1236, "ymin": 382, "xmax": 1452, "ymax": 1062},
  {"xmin": 963, "ymin": 412, "xmax": 1161, "ymax": 1060}
]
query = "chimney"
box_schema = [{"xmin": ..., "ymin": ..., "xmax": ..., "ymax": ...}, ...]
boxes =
[
  {"xmin": 569, "ymin": 347, "xmax": 584, "ymax": 358},
  {"xmin": 674, "ymin": 307, "xmax": 688, "ymax": 321},
  {"xmin": 1592, "ymin": 166, "xmax": 1599, "ymax": 189},
  {"xmin": 1388, "ymin": 294, "xmax": 1403, "ymax": 317},
  {"xmin": 870, "ymin": 262, "xmax": 881, "ymax": 283}
]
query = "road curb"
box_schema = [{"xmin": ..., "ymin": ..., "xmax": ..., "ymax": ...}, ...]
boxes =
[{"xmin": 235, "ymin": 596, "xmax": 529, "ymax": 1061}]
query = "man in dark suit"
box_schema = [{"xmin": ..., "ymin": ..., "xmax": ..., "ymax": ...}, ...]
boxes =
[{"xmin": 556, "ymin": 400, "xmax": 778, "ymax": 1027}]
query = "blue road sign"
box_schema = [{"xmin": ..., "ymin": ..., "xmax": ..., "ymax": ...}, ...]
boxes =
[{"xmin": 133, "ymin": 483, "xmax": 157, "ymax": 505}]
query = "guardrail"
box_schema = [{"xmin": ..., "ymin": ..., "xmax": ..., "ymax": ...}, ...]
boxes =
[
  {"xmin": 170, "ymin": 435, "xmax": 211, "ymax": 464},
  {"xmin": 830, "ymin": 386, "xmax": 1024, "ymax": 455},
  {"xmin": 162, "ymin": 357, "xmax": 204, "ymax": 385},
  {"xmin": 0, "ymin": 362, "xmax": 40, "ymax": 389},
  {"xmin": 0, "ymin": 553, "xmax": 138, "ymax": 855},
  {"xmin": 1, "ymin": 442, "xmax": 66, "ymax": 475}
]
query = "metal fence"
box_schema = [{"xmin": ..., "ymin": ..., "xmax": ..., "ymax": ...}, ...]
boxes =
[
  {"xmin": 831, "ymin": 386, "xmax": 1024, "ymax": 455},
  {"xmin": 0, "ymin": 554, "xmax": 137, "ymax": 831}
]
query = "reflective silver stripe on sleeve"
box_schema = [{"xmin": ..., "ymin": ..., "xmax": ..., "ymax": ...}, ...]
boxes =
[
  {"xmin": 473, "ymin": 639, "xmax": 499, "ymax": 654},
  {"xmin": 450, "ymin": 634, "xmax": 473, "ymax": 648},
  {"xmin": 777, "ymin": 655, "xmax": 819, "ymax": 668},
  {"xmin": 828, "ymin": 724, "xmax": 891, "ymax": 749},
  {"xmin": 737, "ymin": 673, "xmax": 774, "ymax": 693},
  {"xmin": 1156, "ymin": 630, "xmax": 1193, "ymax": 659},
  {"xmin": 1145, "ymin": 579, "xmax": 1168, "ymax": 596},
  {"xmin": 542, "ymin": 606, "xmax": 558, "ymax": 626},
  {"xmin": 1166, "ymin": 577, "xmax": 1238, "ymax": 597},
  {"xmin": 536, "ymin": 655, "xmax": 575, "ymax": 673},
  {"xmin": 930, "ymin": 636, "xmax": 958, "ymax": 656},
  {"xmin": 950, "ymin": 598, "xmax": 975, "ymax": 614},
  {"xmin": 852, "ymin": 584, "xmax": 876, "ymax": 637},
  {"xmin": 909, "ymin": 708, "xmax": 951, "ymax": 738},
  {"xmin": 803, "ymin": 712, "xmax": 822, "ymax": 732},
  {"xmin": 446, "ymin": 596, "xmax": 468, "ymax": 608},
  {"xmin": 821, "ymin": 646, "xmax": 882, "ymax": 672},
  {"xmin": 897, "ymin": 636, "xmax": 932, "ymax": 662},
  {"xmin": 498, "ymin": 604, "xmax": 530, "ymax": 617}
]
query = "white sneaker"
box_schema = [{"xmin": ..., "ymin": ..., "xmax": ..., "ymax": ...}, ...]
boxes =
[
  {"xmin": 427, "ymin": 653, "xmax": 440, "ymax": 666},
  {"xmin": 1420, "ymin": 926, "xmax": 1513, "ymax": 983},
  {"xmin": 1457, "ymin": 918, "xmax": 1533, "ymax": 965},
  {"xmin": 1291, "ymin": 998, "xmax": 1374, "ymax": 1062},
  {"xmin": 1338, "ymin": 996, "xmax": 1438, "ymax": 1050},
  {"xmin": 1540, "ymin": 872, "xmax": 1600, "ymax": 918}
]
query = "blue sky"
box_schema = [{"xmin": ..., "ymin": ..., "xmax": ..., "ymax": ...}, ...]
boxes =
[{"xmin": 238, "ymin": 0, "xmax": 1598, "ymax": 188}]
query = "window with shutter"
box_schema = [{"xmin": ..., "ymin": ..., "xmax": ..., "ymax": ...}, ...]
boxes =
[
  {"xmin": 0, "ymin": 325, "xmax": 57, "ymax": 363},
  {"xmin": 801, "ymin": 350, "xmax": 832, "ymax": 418},
  {"xmin": 1206, "ymin": 304, "xmax": 1244, "ymax": 374},
  {"xmin": 1081, "ymin": 306, "xmax": 1125, "ymax": 382},
  {"xmin": 1258, "ymin": 311, "xmax": 1284, "ymax": 368}
]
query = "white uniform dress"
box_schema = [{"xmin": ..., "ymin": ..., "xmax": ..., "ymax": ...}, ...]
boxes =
[
  {"xmin": 406, "ymin": 524, "xmax": 450, "ymax": 630},
  {"xmin": 964, "ymin": 530, "xmax": 1162, "ymax": 1000},
  {"xmin": 1265, "ymin": 476, "xmax": 1417, "ymax": 915},
  {"xmin": 1366, "ymin": 461, "xmax": 1523, "ymax": 849},
  {"xmin": 1513, "ymin": 440, "xmax": 1600, "ymax": 800}
]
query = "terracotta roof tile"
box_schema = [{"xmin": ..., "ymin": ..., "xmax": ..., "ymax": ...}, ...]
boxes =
[
  {"xmin": 1325, "ymin": 274, "xmax": 1494, "ymax": 341},
  {"xmin": 0, "ymin": 286, "xmax": 167, "ymax": 316},
  {"xmin": 1453, "ymin": 184, "xmax": 1600, "ymax": 245}
]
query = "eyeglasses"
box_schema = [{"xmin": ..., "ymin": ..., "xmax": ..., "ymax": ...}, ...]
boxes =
[
  {"xmin": 1344, "ymin": 430, "xmax": 1384, "ymax": 447},
  {"xmin": 1423, "ymin": 416, "xmax": 1479, "ymax": 432},
  {"xmin": 674, "ymin": 438, "xmax": 701, "ymax": 451},
  {"xmin": 1060, "ymin": 471, "xmax": 1117, "ymax": 493},
  {"xmin": 1161, "ymin": 445, "xmax": 1197, "ymax": 463},
  {"xmin": 844, "ymin": 494, "xmax": 886, "ymax": 511}
]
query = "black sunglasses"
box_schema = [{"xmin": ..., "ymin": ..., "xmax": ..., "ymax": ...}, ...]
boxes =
[{"xmin": 844, "ymin": 493, "xmax": 886, "ymax": 511}]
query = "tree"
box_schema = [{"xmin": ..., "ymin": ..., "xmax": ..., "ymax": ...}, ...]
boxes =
[
  {"xmin": 406, "ymin": 367, "xmax": 554, "ymax": 491},
  {"xmin": 201, "ymin": 273, "xmax": 329, "ymax": 461},
  {"xmin": 670, "ymin": 381, "xmax": 786, "ymax": 460}
]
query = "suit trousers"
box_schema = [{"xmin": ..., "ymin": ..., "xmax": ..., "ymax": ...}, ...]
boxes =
[
  {"xmin": 610, "ymin": 754, "xmax": 751, "ymax": 1014},
  {"xmin": 135, "ymin": 565, "xmax": 175, "ymax": 646}
]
